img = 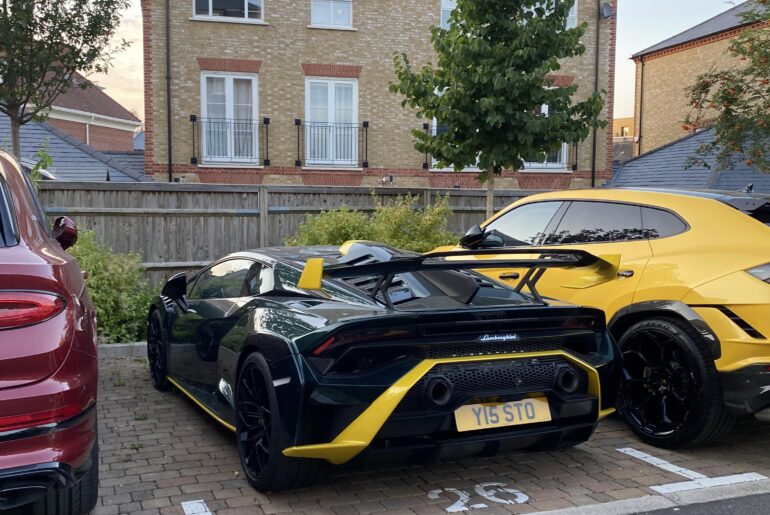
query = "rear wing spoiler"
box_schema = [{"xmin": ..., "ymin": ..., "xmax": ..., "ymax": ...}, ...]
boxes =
[{"xmin": 298, "ymin": 246, "xmax": 620, "ymax": 305}]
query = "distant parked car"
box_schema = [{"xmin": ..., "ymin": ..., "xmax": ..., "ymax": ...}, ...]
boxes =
[
  {"xmin": 0, "ymin": 152, "xmax": 98, "ymax": 514},
  {"xmin": 456, "ymin": 188, "xmax": 770, "ymax": 448},
  {"xmin": 147, "ymin": 241, "xmax": 621, "ymax": 491}
]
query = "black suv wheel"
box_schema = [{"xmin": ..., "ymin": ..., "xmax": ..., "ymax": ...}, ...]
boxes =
[{"xmin": 616, "ymin": 317, "xmax": 734, "ymax": 448}]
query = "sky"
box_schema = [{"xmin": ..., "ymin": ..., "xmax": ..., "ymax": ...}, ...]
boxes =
[{"xmin": 91, "ymin": 0, "xmax": 744, "ymax": 123}]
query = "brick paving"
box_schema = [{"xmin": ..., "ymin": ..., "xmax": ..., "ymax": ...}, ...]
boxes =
[{"xmin": 96, "ymin": 358, "xmax": 770, "ymax": 515}]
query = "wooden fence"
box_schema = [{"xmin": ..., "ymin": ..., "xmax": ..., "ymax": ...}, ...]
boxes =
[{"xmin": 39, "ymin": 182, "xmax": 539, "ymax": 285}]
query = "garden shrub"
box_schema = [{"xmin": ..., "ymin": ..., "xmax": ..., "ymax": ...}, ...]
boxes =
[
  {"xmin": 286, "ymin": 206, "xmax": 373, "ymax": 247},
  {"xmin": 287, "ymin": 194, "xmax": 457, "ymax": 253},
  {"xmin": 68, "ymin": 231, "xmax": 154, "ymax": 343}
]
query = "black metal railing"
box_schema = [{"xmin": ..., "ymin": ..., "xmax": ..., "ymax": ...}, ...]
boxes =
[
  {"xmin": 421, "ymin": 123, "xmax": 578, "ymax": 171},
  {"xmin": 295, "ymin": 120, "xmax": 369, "ymax": 168},
  {"xmin": 190, "ymin": 115, "xmax": 271, "ymax": 166}
]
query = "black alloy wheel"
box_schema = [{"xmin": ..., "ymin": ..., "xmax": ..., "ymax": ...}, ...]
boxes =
[
  {"xmin": 237, "ymin": 360, "xmax": 272, "ymax": 479},
  {"xmin": 616, "ymin": 317, "xmax": 734, "ymax": 448},
  {"xmin": 147, "ymin": 311, "xmax": 170, "ymax": 391},
  {"xmin": 235, "ymin": 353, "xmax": 322, "ymax": 492}
]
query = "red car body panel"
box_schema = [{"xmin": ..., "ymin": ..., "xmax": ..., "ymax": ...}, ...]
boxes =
[{"xmin": 0, "ymin": 152, "xmax": 98, "ymax": 509}]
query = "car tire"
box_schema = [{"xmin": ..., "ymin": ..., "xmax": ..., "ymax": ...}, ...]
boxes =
[
  {"xmin": 147, "ymin": 310, "xmax": 170, "ymax": 391},
  {"xmin": 616, "ymin": 317, "xmax": 735, "ymax": 448},
  {"xmin": 30, "ymin": 441, "xmax": 99, "ymax": 515},
  {"xmin": 235, "ymin": 352, "xmax": 323, "ymax": 491}
]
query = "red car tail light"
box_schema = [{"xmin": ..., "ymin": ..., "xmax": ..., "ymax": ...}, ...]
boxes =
[
  {"xmin": 312, "ymin": 327, "xmax": 417, "ymax": 356},
  {"xmin": 0, "ymin": 291, "xmax": 66, "ymax": 330},
  {"xmin": 0, "ymin": 404, "xmax": 82, "ymax": 432}
]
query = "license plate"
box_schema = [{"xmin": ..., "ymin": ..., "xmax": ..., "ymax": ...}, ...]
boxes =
[{"xmin": 454, "ymin": 398, "xmax": 552, "ymax": 432}]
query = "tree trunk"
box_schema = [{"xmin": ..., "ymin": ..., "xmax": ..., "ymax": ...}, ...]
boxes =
[
  {"xmin": 485, "ymin": 168, "xmax": 495, "ymax": 219},
  {"xmin": 10, "ymin": 116, "xmax": 21, "ymax": 159}
]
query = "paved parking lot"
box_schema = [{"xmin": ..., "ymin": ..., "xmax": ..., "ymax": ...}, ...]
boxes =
[{"xmin": 96, "ymin": 358, "xmax": 770, "ymax": 515}]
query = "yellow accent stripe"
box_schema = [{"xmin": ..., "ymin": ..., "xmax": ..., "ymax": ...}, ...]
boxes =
[
  {"xmin": 167, "ymin": 377, "xmax": 237, "ymax": 433},
  {"xmin": 599, "ymin": 407, "xmax": 616, "ymax": 420},
  {"xmin": 283, "ymin": 351, "xmax": 601, "ymax": 464}
]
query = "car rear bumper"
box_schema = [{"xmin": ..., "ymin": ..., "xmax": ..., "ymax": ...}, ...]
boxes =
[
  {"xmin": 0, "ymin": 462, "xmax": 75, "ymax": 511},
  {"xmin": 0, "ymin": 407, "xmax": 96, "ymax": 511},
  {"xmin": 284, "ymin": 351, "xmax": 609, "ymax": 464},
  {"xmin": 721, "ymin": 365, "xmax": 770, "ymax": 415}
]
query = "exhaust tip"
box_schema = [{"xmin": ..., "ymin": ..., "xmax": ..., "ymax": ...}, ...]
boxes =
[
  {"xmin": 556, "ymin": 367, "xmax": 580, "ymax": 394},
  {"xmin": 424, "ymin": 375, "xmax": 454, "ymax": 407}
]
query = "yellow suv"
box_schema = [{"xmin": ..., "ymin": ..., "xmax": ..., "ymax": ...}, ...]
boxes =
[{"xmin": 458, "ymin": 188, "xmax": 770, "ymax": 448}]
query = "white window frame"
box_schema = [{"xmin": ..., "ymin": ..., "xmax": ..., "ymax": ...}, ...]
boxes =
[
  {"xmin": 429, "ymin": 119, "xmax": 479, "ymax": 172},
  {"xmin": 522, "ymin": 100, "xmax": 570, "ymax": 171},
  {"xmin": 304, "ymin": 77, "xmax": 359, "ymax": 167},
  {"xmin": 310, "ymin": 0, "xmax": 353, "ymax": 30},
  {"xmin": 200, "ymin": 72, "xmax": 260, "ymax": 164},
  {"xmin": 440, "ymin": 0, "xmax": 456, "ymax": 30},
  {"xmin": 567, "ymin": 0, "xmax": 578, "ymax": 29},
  {"xmin": 191, "ymin": 0, "xmax": 266, "ymax": 24}
]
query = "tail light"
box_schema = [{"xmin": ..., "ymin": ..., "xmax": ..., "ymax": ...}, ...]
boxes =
[
  {"xmin": 562, "ymin": 316, "xmax": 599, "ymax": 330},
  {"xmin": 748, "ymin": 264, "xmax": 770, "ymax": 284},
  {"xmin": 0, "ymin": 404, "xmax": 82, "ymax": 432},
  {"xmin": 312, "ymin": 327, "xmax": 417, "ymax": 356},
  {"xmin": 0, "ymin": 291, "xmax": 66, "ymax": 330}
]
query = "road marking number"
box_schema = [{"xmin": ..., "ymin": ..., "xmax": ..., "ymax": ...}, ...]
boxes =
[{"xmin": 428, "ymin": 482, "xmax": 529, "ymax": 512}]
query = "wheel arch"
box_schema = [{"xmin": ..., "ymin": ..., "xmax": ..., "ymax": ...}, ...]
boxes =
[
  {"xmin": 608, "ymin": 301, "xmax": 721, "ymax": 360},
  {"xmin": 233, "ymin": 333, "xmax": 306, "ymax": 447}
]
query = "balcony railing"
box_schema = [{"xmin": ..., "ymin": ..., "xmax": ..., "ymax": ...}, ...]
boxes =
[
  {"xmin": 190, "ymin": 116, "xmax": 271, "ymax": 166},
  {"xmin": 295, "ymin": 120, "xmax": 369, "ymax": 168},
  {"xmin": 421, "ymin": 123, "xmax": 578, "ymax": 172}
]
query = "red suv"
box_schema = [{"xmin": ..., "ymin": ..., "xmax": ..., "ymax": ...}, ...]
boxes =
[{"xmin": 0, "ymin": 152, "xmax": 98, "ymax": 514}]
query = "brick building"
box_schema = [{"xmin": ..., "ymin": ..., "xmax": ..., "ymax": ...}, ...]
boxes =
[
  {"xmin": 46, "ymin": 74, "xmax": 143, "ymax": 152},
  {"xmin": 142, "ymin": 0, "xmax": 617, "ymax": 189},
  {"xmin": 631, "ymin": 1, "xmax": 762, "ymax": 156}
]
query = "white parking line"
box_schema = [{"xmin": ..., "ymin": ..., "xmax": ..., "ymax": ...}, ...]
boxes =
[
  {"xmin": 181, "ymin": 499, "xmax": 213, "ymax": 515},
  {"xmin": 618, "ymin": 447, "xmax": 768, "ymax": 494}
]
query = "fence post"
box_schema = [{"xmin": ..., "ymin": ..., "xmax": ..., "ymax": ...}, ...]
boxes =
[
  {"xmin": 423, "ymin": 188, "xmax": 432, "ymax": 209},
  {"xmin": 259, "ymin": 186, "xmax": 269, "ymax": 248}
]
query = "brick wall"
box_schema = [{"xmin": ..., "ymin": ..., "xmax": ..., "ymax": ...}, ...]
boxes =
[
  {"xmin": 47, "ymin": 118, "xmax": 135, "ymax": 151},
  {"xmin": 48, "ymin": 118, "xmax": 88, "ymax": 143},
  {"xmin": 632, "ymin": 27, "xmax": 756, "ymax": 155},
  {"xmin": 143, "ymin": 0, "xmax": 616, "ymax": 189}
]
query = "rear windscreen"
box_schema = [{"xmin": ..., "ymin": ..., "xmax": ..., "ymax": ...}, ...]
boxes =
[{"xmin": 0, "ymin": 176, "xmax": 18, "ymax": 247}]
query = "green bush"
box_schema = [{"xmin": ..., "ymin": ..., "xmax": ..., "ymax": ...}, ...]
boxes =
[
  {"xmin": 286, "ymin": 206, "xmax": 373, "ymax": 247},
  {"xmin": 68, "ymin": 231, "xmax": 153, "ymax": 344},
  {"xmin": 287, "ymin": 194, "xmax": 458, "ymax": 253}
]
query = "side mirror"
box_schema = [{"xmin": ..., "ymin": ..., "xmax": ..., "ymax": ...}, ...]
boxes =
[
  {"xmin": 478, "ymin": 232, "xmax": 504, "ymax": 248},
  {"xmin": 459, "ymin": 224, "xmax": 486, "ymax": 249},
  {"xmin": 162, "ymin": 272, "xmax": 188, "ymax": 301},
  {"xmin": 52, "ymin": 216, "xmax": 78, "ymax": 250}
]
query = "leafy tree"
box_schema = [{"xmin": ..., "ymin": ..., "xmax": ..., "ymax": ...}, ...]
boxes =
[
  {"xmin": 390, "ymin": 0, "xmax": 606, "ymax": 217},
  {"xmin": 0, "ymin": 0, "xmax": 130, "ymax": 158},
  {"xmin": 684, "ymin": 1, "xmax": 770, "ymax": 172}
]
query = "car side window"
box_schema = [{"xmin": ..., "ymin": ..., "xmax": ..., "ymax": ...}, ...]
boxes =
[
  {"xmin": 20, "ymin": 168, "xmax": 51, "ymax": 237},
  {"xmin": 484, "ymin": 201, "xmax": 563, "ymax": 246},
  {"xmin": 548, "ymin": 202, "xmax": 645, "ymax": 244},
  {"xmin": 642, "ymin": 207, "xmax": 688, "ymax": 239},
  {"xmin": 240, "ymin": 262, "xmax": 274, "ymax": 296},
  {"xmin": 188, "ymin": 259, "xmax": 254, "ymax": 300}
]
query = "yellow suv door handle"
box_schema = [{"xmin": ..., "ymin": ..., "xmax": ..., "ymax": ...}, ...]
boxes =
[
  {"xmin": 618, "ymin": 270, "xmax": 635, "ymax": 278},
  {"xmin": 499, "ymin": 272, "xmax": 521, "ymax": 280}
]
